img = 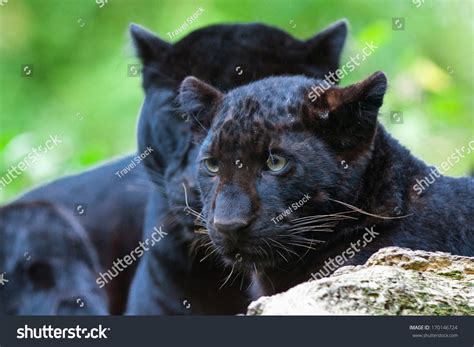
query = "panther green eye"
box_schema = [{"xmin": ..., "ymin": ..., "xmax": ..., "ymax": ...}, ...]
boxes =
[
  {"xmin": 266, "ymin": 154, "xmax": 288, "ymax": 172},
  {"xmin": 204, "ymin": 158, "xmax": 219, "ymax": 174}
]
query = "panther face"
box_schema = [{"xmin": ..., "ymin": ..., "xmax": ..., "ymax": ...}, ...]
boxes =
[{"xmin": 179, "ymin": 72, "xmax": 387, "ymax": 269}]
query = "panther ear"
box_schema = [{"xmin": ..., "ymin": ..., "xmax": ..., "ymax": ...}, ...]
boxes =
[
  {"xmin": 306, "ymin": 71, "xmax": 387, "ymax": 152},
  {"xmin": 306, "ymin": 19, "xmax": 348, "ymax": 76},
  {"xmin": 130, "ymin": 23, "xmax": 171, "ymax": 65},
  {"xmin": 179, "ymin": 76, "xmax": 223, "ymax": 132},
  {"xmin": 324, "ymin": 71, "xmax": 387, "ymax": 111}
]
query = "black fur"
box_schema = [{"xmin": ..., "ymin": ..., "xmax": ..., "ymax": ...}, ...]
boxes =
[
  {"xmin": 128, "ymin": 20, "xmax": 349, "ymax": 314},
  {"xmin": 181, "ymin": 73, "xmax": 474, "ymax": 298},
  {"xmin": 14, "ymin": 155, "xmax": 148, "ymax": 314},
  {"xmin": 0, "ymin": 201, "xmax": 108, "ymax": 315}
]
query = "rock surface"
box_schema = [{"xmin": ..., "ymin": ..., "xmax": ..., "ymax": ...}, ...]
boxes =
[{"xmin": 247, "ymin": 247, "xmax": 474, "ymax": 315}]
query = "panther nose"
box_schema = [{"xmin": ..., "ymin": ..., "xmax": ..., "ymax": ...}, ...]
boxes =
[
  {"xmin": 213, "ymin": 183, "xmax": 253, "ymax": 235},
  {"xmin": 213, "ymin": 218, "xmax": 250, "ymax": 234}
]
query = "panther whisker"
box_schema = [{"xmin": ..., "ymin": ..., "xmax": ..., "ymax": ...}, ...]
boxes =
[
  {"xmin": 254, "ymin": 247, "xmax": 263, "ymax": 258},
  {"xmin": 275, "ymin": 249, "xmax": 288, "ymax": 262},
  {"xmin": 288, "ymin": 221, "xmax": 338, "ymax": 229},
  {"xmin": 288, "ymin": 226, "xmax": 334, "ymax": 233},
  {"xmin": 189, "ymin": 235, "xmax": 212, "ymax": 260},
  {"xmin": 181, "ymin": 183, "xmax": 207, "ymax": 221},
  {"xmin": 267, "ymin": 237, "xmax": 299, "ymax": 257},
  {"xmin": 195, "ymin": 240, "xmax": 213, "ymax": 251},
  {"xmin": 257, "ymin": 245, "xmax": 268, "ymax": 259},
  {"xmin": 289, "ymin": 216, "xmax": 355, "ymax": 226},
  {"xmin": 291, "ymin": 211, "xmax": 357, "ymax": 222},
  {"xmin": 183, "ymin": 207, "xmax": 206, "ymax": 222},
  {"xmin": 239, "ymin": 271, "xmax": 246, "ymax": 291},
  {"xmin": 288, "ymin": 239, "xmax": 325, "ymax": 246},
  {"xmin": 174, "ymin": 201, "xmax": 206, "ymax": 222},
  {"xmin": 261, "ymin": 238, "xmax": 275, "ymax": 264},
  {"xmin": 284, "ymin": 241, "xmax": 319, "ymax": 250},
  {"xmin": 284, "ymin": 236, "xmax": 326, "ymax": 244},
  {"xmin": 219, "ymin": 262, "xmax": 236, "ymax": 290},
  {"xmin": 187, "ymin": 207, "xmax": 205, "ymax": 218},
  {"xmin": 190, "ymin": 215, "xmax": 207, "ymax": 225},
  {"xmin": 291, "ymin": 230, "xmax": 333, "ymax": 236},
  {"xmin": 199, "ymin": 245, "xmax": 221, "ymax": 263},
  {"xmin": 328, "ymin": 197, "xmax": 413, "ymax": 219},
  {"xmin": 290, "ymin": 216, "xmax": 358, "ymax": 225},
  {"xmin": 193, "ymin": 221, "xmax": 208, "ymax": 228},
  {"xmin": 298, "ymin": 236, "xmax": 315, "ymax": 259},
  {"xmin": 290, "ymin": 217, "xmax": 356, "ymax": 227}
]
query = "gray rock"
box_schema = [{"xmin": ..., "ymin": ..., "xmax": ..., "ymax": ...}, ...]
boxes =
[{"xmin": 247, "ymin": 247, "xmax": 474, "ymax": 315}]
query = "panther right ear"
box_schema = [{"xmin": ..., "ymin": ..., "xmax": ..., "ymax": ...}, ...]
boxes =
[
  {"xmin": 305, "ymin": 71, "xmax": 387, "ymax": 153},
  {"xmin": 130, "ymin": 23, "xmax": 171, "ymax": 66},
  {"xmin": 179, "ymin": 76, "xmax": 223, "ymax": 133}
]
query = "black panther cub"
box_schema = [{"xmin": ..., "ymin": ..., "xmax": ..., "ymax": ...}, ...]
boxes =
[
  {"xmin": 127, "ymin": 20, "xmax": 349, "ymax": 314},
  {"xmin": 179, "ymin": 72, "xmax": 474, "ymax": 298}
]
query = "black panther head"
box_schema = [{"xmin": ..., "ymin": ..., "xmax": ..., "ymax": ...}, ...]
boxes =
[{"xmin": 179, "ymin": 72, "xmax": 387, "ymax": 269}]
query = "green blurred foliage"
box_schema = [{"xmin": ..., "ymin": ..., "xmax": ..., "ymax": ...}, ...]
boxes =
[{"xmin": 0, "ymin": 0, "xmax": 473, "ymax": 202}]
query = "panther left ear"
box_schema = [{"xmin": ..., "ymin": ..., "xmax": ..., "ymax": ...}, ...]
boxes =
[
  {"xmin": 130, "ymin": 23, "xmax": 171, "ymax": 66},
  {"xmin": 179, "ymin": 76, "xmax": 223, "ymax": 132}
]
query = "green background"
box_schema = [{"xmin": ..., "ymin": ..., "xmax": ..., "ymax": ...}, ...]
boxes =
[{"xmin": 0, "ymin": 0, "xmax": 473, "ymax": 202}]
